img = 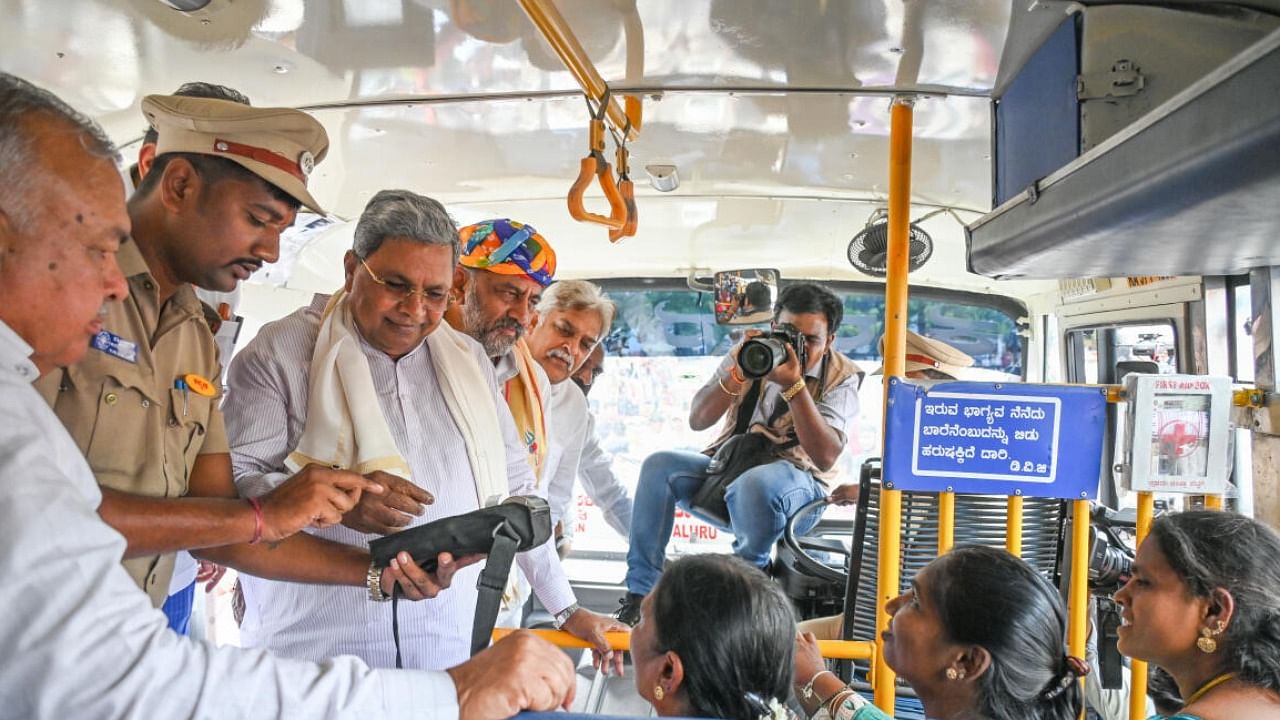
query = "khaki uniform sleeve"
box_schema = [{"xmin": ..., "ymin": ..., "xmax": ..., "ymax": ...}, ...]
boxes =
[{"xmin": 198, "ymin": 403, "xmax": 230, "ymax": 455}]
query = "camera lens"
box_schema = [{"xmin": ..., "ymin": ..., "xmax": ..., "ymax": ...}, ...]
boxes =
[{"xmin": 740, "ymin": 338, "xmax": 786, "ymax": 379}]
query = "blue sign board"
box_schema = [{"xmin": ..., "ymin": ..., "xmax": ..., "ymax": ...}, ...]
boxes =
[{"xmin": 883, "ymin": 379, "xmax": 1106, "ymax": 500}]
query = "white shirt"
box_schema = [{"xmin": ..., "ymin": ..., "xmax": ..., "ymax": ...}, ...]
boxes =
[
  {"xmin": 224, "ymin": 298, "xmax": 575, "ymax": 670},
  {"xmin": 542, "ymin": 380, "xmax": 588, "ymax": 528},
  {"xmin": 0, "ymin": 320, "xmax": 457, "ymax": 719},
  {"xmin": 748, "ymin": 358, "xmax": 861, "ymax": 441},
  {"xmin": 570, "ymin": 409, "xmax": 634, "ymax": 540}
]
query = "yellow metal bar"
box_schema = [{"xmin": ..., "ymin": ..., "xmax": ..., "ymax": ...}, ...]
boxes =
[
  {"xmin": 1205, "ymin": 494, "xmax": 1224, "ymax": 510},
  {"xmin": 1069, "ymin": 500, "xmax": 1090, "ymax": 719},
  {"xmin": 1129, "ymin": 492, "xmax": 1154, "ymax": 720},
  {"xmin": 873, "ymin": 96, "xmax": 914, "ymax": 714},
  {"xmin": 1006, "ymin": 494, "xmax": 1024, "ymax": 557},
  {"xmin": 938, "ymin": 491, "xmax": 955, "ymax": 554},
  {"xmin": 516, "ymin": 0, "xmax": 641, "ymax": 139},
  {"xmin": 489, "ymin": 629, "xmax": 876, "ymax": 661},
  {"xmin": 493, "ymin": 627, "xmax": 632, "ymax": 651},
  {"xmin": 1105, "ymin": 385, "xmax": 1264, "ymax": 407}
]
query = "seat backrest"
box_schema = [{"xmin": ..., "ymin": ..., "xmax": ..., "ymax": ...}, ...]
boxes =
[{"xmin": 842, "ymin": 473, "xmax": 1065, "ymax": 676}]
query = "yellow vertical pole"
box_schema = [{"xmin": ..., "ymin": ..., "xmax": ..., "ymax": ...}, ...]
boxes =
[
  {"xmin": 1006, "ymin": 494, "xmax": 1024, "ymax": 557},
  {"xmin": 1069, "ymin": 499, "xmax": 1090, "ymax": 719},
  {"xmin": 1205, "ymin": 494, "xmax": 1223, "ymax": 510},
  {"xmin": 938, "ymin": 491, "xmax": 955, "ymax": 554},
  {"xmin": 1129, "ymin": 492, "xmax": 1155, "ymax": 720},
  {"xmin": 873, "ymin": 96, "xmax": 914, "ymax": 714}
]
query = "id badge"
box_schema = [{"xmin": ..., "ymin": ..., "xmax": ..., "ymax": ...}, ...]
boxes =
[{"xmin": 91, "ymin": 330, "xmax": 139, "ymax": 364}]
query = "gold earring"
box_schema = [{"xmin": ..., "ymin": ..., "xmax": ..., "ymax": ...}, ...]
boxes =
[
  {"xmin": 946, "ymin": 668, "xmax": 959, "ymax": 680},
  {"xmin": 1197, "ymin": 626, "xmax": 1217, "ymax": 654},
  {"xmin": 653, "ymin": 685, "xmax": 665, "ymax": 701}
]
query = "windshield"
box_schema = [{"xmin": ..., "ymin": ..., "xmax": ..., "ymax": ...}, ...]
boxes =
[{"xmin": 565, "ymin": 282, "xmax": 1024, "ymax": 574}]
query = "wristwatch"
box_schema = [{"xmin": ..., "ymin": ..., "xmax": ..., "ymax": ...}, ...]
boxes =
[
  {"xmin": 367, "ymin": 561, "xmax": 390, "ymax": 602},
  {"xmin": 552, "ymin": 602, "xmax": 581, "ymax": 629}
]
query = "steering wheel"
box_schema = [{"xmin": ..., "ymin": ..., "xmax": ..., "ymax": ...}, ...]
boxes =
[{"xmin": 782, "ymin": 496, "xmax": 852, "ymax": 584}]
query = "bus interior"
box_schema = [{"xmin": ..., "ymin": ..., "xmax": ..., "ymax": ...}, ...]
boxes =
[{"xmin": 4, "ymin": 1, "xmax": 1279, "ymax": 718}]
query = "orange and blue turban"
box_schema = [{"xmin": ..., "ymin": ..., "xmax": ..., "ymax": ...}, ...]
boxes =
[{"xmin": 458, "ymin": 218, "xmax": 557, "ymax": 288}]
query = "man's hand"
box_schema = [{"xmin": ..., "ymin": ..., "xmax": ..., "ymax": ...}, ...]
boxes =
[
  {"xmin": 195, "ymin": 560, "xmax": 226, "ymax": 593},
  {"xmin": 765, "ymin": 341, "xmax": 804, "ymax": 388},
  {"xmin": 724, "ymin": 329, "xmax": 762, "ymax": 375},
  {"xmin": 828, "ymin": 483, "xmax": 860, "ymax": 506},
  {"xmin": 447, "ymin": 630, "xmax": 576, "ymax": 720},
  {"xmin": 560, "ymin": 607, "xmax": 627, "ymax": 676},
  {"xmin": 379, "ymin": 551, "xmax": 484, "ymax": 601},
  {"xmin": 258, "ymin": 465, "xmax": 384, "ymax": 543},
  {"xmin": 342, "ymin": 470, "xmax": 433, "ymax": 535}
]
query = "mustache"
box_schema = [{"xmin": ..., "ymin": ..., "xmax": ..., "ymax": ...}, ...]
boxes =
[
  {"xmin": 488, "ymin": 317, "xmax": 525, "ymax": 337},
  {"xmin": 547, "ymin": 348, "xmax": 574, "ymax": 366},
  {"xmin": 228, "ymin": 258, "xmax": 263, "ymax": 272}
]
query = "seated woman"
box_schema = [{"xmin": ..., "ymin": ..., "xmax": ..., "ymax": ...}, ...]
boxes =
[
  {"xmin": 794, "ymin": 545, "xmax": 1084, "ymax": 720},
  {"xmin": 1114, "ymin": 511, "xmax": 1280, "ymax": 719},
  {"xmin": 630, "ymin": 554, "xmax": 797, "ymax": 720}
]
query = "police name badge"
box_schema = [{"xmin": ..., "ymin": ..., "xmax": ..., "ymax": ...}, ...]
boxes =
[{"xmin": 91, "ymin": 330, "xmax": 139, "ymax": 363}]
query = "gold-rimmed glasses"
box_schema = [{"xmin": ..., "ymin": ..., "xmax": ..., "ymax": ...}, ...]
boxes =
[{"xmin": 359, "ymin": 257, "xmax": 450, "ymax": 311}]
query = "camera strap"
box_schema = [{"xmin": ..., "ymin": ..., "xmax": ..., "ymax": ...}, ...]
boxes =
[{"xmin": 733, "ymin": 379, "xmax": 764, "ymax": 435}]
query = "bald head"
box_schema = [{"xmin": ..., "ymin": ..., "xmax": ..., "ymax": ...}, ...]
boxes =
[{"xmin": 0, "ymin": 73, "xmax": 129, "ymax": 374}]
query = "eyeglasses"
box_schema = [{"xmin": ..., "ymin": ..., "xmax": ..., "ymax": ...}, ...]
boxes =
[{"xmin": 359, "ymin": 258, "xmax": 450, "ymax": 311}]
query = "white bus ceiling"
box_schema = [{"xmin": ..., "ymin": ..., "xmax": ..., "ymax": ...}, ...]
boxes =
[
  {"xmin": 6, "ymin": 1, "xmax": 1279, "ymax": 296},
  {"xmin": 0, "ymin": 0, "xmax": 1067, "ymax": 295}
]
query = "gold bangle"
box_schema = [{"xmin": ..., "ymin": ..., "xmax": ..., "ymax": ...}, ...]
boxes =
[
  {"xmin": 717, "ymin": 377, "xmax": 741, "ymax": 397},
  {"xmin": 782, "ymin": 378, "xmax": 807, "ymax": 402}
]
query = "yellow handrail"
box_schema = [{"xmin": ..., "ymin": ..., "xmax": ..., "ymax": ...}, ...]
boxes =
[
  {"xmin": 515, "ymin": 0, "xmax": 641, "ymax": 140},
  {"xmin": 1069, "ymin": 500, "xmax": 1090, "ymax": 720},
  {"xmin": 1006, "ymin": 494, "xmax": 1024, "ymax": 557},
  {"xmin": 938, "ymin": 491, "xmax": 955, "ymax": 554},
  {"xmin": 1129, "ymin": 492, "xmax": 1155, "ymax": 720},
  {"xmin": 873, "ymin": 96, "xmax": 915, "ymax": 713},
  {"xmin": 490, "ymin": 628, "xmax": 876, "ymax": 661}
]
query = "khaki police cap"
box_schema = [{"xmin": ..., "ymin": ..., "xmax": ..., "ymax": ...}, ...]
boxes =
[
  {"xmin": 141, "ymin": 94, "xmax": 329, "ymax": 214},
  {"xmin": 875, "ymin": 329, "xmax": 975, "ymax": 379}
]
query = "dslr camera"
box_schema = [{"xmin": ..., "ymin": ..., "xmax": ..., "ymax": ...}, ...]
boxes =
[{"xmin": 738, "ymin": 323, "xmax": 808, "ymax": 379}]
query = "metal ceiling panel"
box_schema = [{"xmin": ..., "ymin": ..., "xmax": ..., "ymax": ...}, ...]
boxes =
[{"xmin": 967, "ymin": 28, "xmax": 1280, "ymax": 279}]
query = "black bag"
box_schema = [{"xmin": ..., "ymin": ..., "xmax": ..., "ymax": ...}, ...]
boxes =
[
  {"xmin": 369, "ymin": 495, "xmax": 551, "ymax": 664},
  {"xmin": 689, "ymin": 379, "xmax": 800, "ymax": 525},
  {"xmin": 690, "ymin": 431, "xmax": 777, "ymax": 526}
]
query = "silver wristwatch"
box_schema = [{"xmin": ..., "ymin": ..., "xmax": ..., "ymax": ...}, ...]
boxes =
[
  {"xmin": 367, "ymin": 561, "xmax": 390, "ymax": 602},
  {"xmin": 552, "ymin": 602, "xmax": 581, "ymax": 629}
]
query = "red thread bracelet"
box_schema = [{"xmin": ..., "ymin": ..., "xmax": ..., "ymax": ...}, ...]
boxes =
[{"xmin": 246, "ymin": 496, "xmax": 264, "ymax": 545}]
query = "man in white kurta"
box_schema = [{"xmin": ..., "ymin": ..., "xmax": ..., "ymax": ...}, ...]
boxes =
[
  {"xmin": 227, "ymin": 292, "xmax": 576, "ymax": 669},
  {"xmin": 224, "ymin": 195, "xmax": 618, "ymax": 671},
  {"xmin": 0, "ymin": 72, "xmax": 574, "ymax": 720}
]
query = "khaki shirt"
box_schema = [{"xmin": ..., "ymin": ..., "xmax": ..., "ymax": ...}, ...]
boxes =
[{"xmin": 35, "ymin": 240, "xmax": 228, "ymax": 606}]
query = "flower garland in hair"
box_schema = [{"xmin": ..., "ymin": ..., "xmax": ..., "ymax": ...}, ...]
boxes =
[
  {"xmin": 744, "ymin": 692, "xmax": 792, "ymax": 720},
  {"xmin": 1041, "ymin": 656, "xmax": 1091, "ymax": 701}
]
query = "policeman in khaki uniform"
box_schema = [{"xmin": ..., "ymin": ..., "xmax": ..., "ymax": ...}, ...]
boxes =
[{"xmin": 37, "ymin": 94, "xmax": 451, "ymax": 608}]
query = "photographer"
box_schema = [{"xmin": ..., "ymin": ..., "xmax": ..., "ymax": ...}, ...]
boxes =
[{"xmin": 616, "ymin": 283, "xmax": 862, "ymax": 625}]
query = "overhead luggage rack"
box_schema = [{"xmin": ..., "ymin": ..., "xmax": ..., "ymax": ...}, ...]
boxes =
[{"xmin": 968, "ymin": 28, "xmax": 1280, "ymax": 280}]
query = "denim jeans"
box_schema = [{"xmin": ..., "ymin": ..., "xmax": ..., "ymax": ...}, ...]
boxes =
[{"xmin": 624, "ymin": 449, "xmax": 827, "ymax": 595}]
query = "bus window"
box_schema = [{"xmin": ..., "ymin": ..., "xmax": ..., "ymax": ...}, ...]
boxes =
[
  {"xmin": 567, "ymin": 283, "xmax": 1024, "ymax": 572},
  {"xmin": 1067, "ymin": 322, "xmax": 1178, "ymax": 386}
]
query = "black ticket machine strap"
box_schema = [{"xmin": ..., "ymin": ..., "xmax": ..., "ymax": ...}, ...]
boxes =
[{"xmin": 369, "ymin": 496, "xmax": 552, "ymax": 667}]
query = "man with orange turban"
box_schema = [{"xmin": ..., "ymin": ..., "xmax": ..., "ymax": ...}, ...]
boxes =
[{"xmin": 446, "ymin": 218, "xmax": 624, "ymax": 662}]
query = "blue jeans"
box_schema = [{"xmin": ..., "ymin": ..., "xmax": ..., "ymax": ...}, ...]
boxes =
[{"xmin": 624, "ymin": 450, "xmax": 827, "ymax": 595}]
